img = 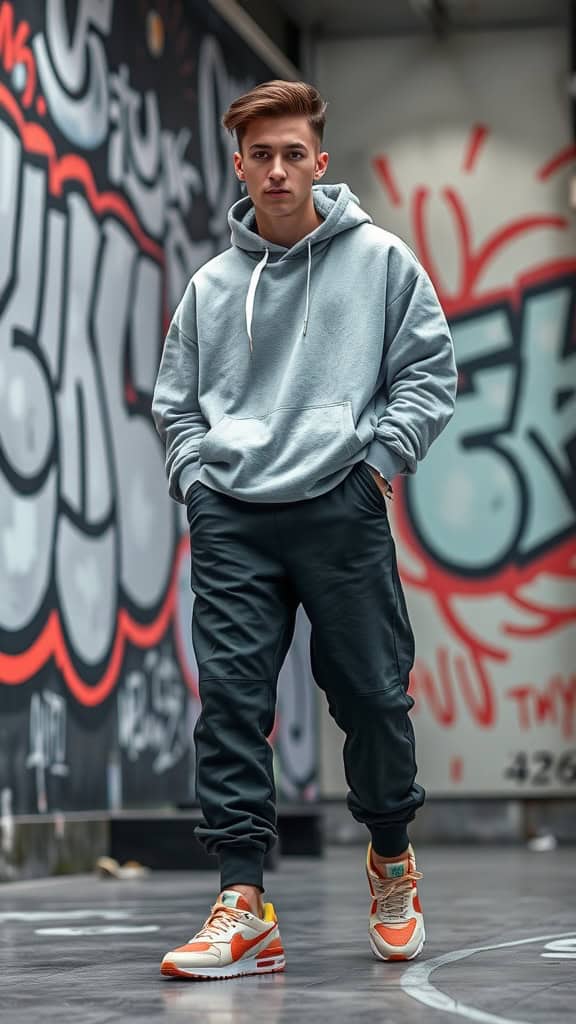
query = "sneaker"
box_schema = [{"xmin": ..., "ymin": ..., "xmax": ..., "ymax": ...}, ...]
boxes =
[
  {"xmin": 366, "ymin": 842, "xmax": 425, "ymax": 961},
  {"xmin": 160, "ymin": 890, "xmax": 285, "ymax": 980}
]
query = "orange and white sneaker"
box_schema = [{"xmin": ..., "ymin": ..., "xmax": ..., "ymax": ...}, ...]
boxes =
[
  {"xmin": 366, "ymin": 842, "xmax": 425, "ymax": 961},
  {"xmin": 160, "ymin": 890, "xmax": 285, "ymax": 981}
]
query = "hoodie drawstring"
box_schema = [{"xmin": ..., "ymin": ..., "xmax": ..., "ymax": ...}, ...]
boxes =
[
  {"xmin": 245, "ymin": 241, "xmax": 313, "ymax": 353},
  {"xmin": 303, "ymin": 240, "xmax": 312, "ymax": 337},
  {"xmin": 246, "ymin": 248, "xmax": 269, "ymax": 353}
]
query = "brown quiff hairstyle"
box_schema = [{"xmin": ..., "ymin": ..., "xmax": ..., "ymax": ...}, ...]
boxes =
[{"xmin": 222, "ymin": 80, "xmax": 327, "ymax": 150}]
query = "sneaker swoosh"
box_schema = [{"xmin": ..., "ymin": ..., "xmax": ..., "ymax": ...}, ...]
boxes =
[{"xmin": 230, "ymin": 923, "xmax": 277, "ymax": 962}]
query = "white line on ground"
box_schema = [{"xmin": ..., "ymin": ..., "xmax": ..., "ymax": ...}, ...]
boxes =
[
  {"xmin": 401, "ymin": 931, "xmax": 576, "ymax": 1024},
  {"xmin": 0, "ymin": 910, "xmax": 132, "ymax": 922},
  {"xmin": 35, "ymin": 925, "xmax": 160, "ymax": 936}
]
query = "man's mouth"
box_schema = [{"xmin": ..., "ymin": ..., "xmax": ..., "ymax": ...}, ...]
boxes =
[{"xmin": 266, "ymin": 188, "xmax": 290, "ymax": 194}]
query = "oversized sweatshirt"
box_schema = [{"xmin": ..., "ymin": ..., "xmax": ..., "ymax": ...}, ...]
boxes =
[{"xmin": 152, "ymin": 183, "xmax": 457, "ymax": 504}]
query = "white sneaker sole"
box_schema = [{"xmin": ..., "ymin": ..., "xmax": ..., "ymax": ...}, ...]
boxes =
[
  {"xmin": 161, "ymin": 951, "xmax": 286, "ymax": 980},
  {"xmin": 369, "ymin": 929, "xmax": 425, "ymax": 962}
]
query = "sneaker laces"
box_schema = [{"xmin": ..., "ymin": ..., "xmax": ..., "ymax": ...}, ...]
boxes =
[
  {"xmin": 371, "ymin": 870, "xmax": 423, "ymax": 922},
  {"xmin": 189, "ymin": 902, "xmax": 246, "ymax": 943}
]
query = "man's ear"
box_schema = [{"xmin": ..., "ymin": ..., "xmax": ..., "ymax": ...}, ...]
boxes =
[
  {"xmin": 233, "ymin": 152, "xmax": 245, "ymax": 181},
  {"xmin": 314, "ymin": 150, "xmax": 329, "ymax": 180}
]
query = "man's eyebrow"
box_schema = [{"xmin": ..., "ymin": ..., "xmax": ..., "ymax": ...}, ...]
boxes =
[{"xmin": 248, "ymin": 142, "xmax": 308, "ymax": 150}]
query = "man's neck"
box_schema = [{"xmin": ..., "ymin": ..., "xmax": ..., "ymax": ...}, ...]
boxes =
[{"xmin": 254, "ymin": 196, "xmax": 323, "ymax": 249}]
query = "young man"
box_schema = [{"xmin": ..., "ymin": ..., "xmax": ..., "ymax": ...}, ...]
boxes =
[{"xmin": 152, "ymin": 81, "xmax": 456, "ymax": 981}]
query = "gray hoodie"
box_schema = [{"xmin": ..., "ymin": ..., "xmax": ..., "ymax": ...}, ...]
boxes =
[{"xmin": 152, "ymin": 183, "xmax": 456, "ymax": 504}]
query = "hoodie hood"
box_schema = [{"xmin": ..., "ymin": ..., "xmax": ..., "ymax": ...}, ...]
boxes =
[
  {"xmin": 228, "ymin": 182, "xmax": 372, "ymax": 258},
  {"xmin": 228, "ymin": 183, "xmax": 373, "ymax": 351}
]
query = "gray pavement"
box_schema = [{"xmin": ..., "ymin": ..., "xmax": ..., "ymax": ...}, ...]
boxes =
[{"xmin": 0, "ymin": 845, "xmax": 575, "ymax": 1023}]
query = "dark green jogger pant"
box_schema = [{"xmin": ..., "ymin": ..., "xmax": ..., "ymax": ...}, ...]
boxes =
[{"xmin": 186, "ymin": 460, "xmax": 425, "ymax": 891}]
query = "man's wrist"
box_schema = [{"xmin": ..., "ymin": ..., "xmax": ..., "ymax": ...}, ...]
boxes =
[{"xmin": 366, "ymin": 463, "xmax": 393, "ymax": 500}]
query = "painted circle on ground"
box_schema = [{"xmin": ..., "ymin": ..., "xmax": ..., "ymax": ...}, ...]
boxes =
[{"xmin": 401, "ymin": 930, "xmax": 576, "ymax": 1024}]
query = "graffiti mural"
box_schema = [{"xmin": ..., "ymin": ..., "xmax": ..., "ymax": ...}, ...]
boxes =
[
  {"xmin": 0, "ymin": 0, "xmax": 317, "ymax": 814},
  {"xmin": 372, "ymin": 120, "xmax": 576, "ymax": 793}
]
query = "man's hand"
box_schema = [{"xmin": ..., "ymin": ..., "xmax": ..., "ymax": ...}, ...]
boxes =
[{"xmin": 367, "ymin": 465, "xmax": 393, "ymax": 500}]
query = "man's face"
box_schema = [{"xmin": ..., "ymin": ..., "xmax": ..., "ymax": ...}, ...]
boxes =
[{"xmin": 233, "ymin": 115, "xmax": 329, "ymax": 219}]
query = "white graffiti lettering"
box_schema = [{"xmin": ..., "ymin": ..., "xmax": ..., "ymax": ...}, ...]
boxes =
[
  {"xmin": 26, "ymin": 691, "xmax": 69, "ymax": 813},
  {"xmin": 0, "ymin": 0, "xmax": 317, "ymax": 807},
  {"xmin": 33, "ymin": 5, "xmax": 247, "ymax": 299},
  {"xmin": 197, "ymin": 35, "xmax": 251, "ymax": 246},
  {"xmin": 0, "ymin": 787, "xmax": 14, "ymax": 855},
  {"xmin": 117, "ymin": 649, "xmax": 197, "ymax": 773},
  {"xmin": 33, "ymin": 0, "xmax": 113, "ymax": 149},
  {"xmin": 0, "ymin": 120, "xmax": 175, "ymax": 668}
]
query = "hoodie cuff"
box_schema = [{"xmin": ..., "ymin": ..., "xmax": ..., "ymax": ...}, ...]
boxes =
[
  {"xmin": 179, "ymin": 463, "xmax": 202, "ymax": 502},
  {"xmin": 365, "ymin": 441, "xmax": 406, "ymax": 483}
]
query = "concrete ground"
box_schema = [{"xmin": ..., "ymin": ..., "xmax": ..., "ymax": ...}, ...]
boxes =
[{"xmin": 0, "ymin": 845, "xmax": 575, "ymax": 1023}]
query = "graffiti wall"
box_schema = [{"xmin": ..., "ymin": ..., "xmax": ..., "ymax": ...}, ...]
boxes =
[
  {"xmin": 317, "ymin": 28, "xmax": 576, "ymax": 795},
  {"xmin": 0, "ymin": 0, "xmax": 317, "ymax": 815}
]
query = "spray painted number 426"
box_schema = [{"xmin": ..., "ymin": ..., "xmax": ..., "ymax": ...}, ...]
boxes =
[{"xmin": 504, "ymin": 750, "xmax": 576, "ymax": 786}]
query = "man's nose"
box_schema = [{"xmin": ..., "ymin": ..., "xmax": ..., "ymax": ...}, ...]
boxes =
[{"xmin": 269, "ymin": 158, "xmax": 287, "ymax": 180}]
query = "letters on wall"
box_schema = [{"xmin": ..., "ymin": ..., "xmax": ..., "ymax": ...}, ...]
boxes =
[{"xmin": 0, "ymin": 0, "xmax": 317, "ymax": 814}]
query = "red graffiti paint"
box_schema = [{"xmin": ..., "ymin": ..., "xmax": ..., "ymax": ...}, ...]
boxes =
[
  {"xmin": 372, "ymin": 155, "xmax": 402, "ymax": 207},
  {"xmin": 0, "ymin": 84, "xmax": 164, "ymax": 264},
  {"xmin": 537, "ymin": 144, "xmax": 576, "ymax": 181},
  {"xmin": 0, "ymin": 2, "xmax": 36, "ymax": 108},
  {"xmin": 462, "ymin": 123, "xmax": 489, "ymax": 174},
  {"xmin": 0, "ymin": 74, "xmax": 173, "ymax": 707},
  {"xmin": 410, "ymin": 648, "xmax": 496, "ymax": 729},
  {"xmin": 374, "ymin": 135, "xmax": 576, "ymax": 737},
  {"xmin": 410, "ymin": 184, "xmax": 568, "ymax": 315},
  {"xmin": 507, "ymin": 676, "xmax": 576, "ymax": 740}
]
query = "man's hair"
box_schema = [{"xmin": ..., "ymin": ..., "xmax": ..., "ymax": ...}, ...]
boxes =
[{"xmin": 222, "ymin": 80, "xmax": 327, "ymax": 149}]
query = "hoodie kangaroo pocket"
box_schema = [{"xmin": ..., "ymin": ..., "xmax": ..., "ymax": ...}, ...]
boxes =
[{"xmin": 198, "ymin": 402, "xmax": 358, "ymax": 499}]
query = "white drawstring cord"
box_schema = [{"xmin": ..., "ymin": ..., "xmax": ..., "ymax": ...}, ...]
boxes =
[
  {"xmin": 245, "ymin": 241, "xmax": 313, "ymax": 352},
  {"xmin": 245, "ymin": 248, "xmax": 269, "ymax": 353},
  {"xmin": 303, "ymin": 240, "xmax": 312, "ymax": 336}
]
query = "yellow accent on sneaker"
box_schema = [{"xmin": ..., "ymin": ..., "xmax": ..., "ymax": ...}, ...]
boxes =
[
  {"xmin": 160, "ymin": 890, "xmax": 286, "ymax": 981},
  {"xmin": 263, "ymin": 902, "xmax": 277, "ymax": 924}
]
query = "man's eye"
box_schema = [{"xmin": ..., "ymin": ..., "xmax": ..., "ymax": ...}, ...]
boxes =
[
  {"xmin": 289, "ymin": 152, "xmax": 303, "ymax": 159},
  {"xmin": 253, "ymin": 152, "xmax": 269, "ymax": 159}
]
